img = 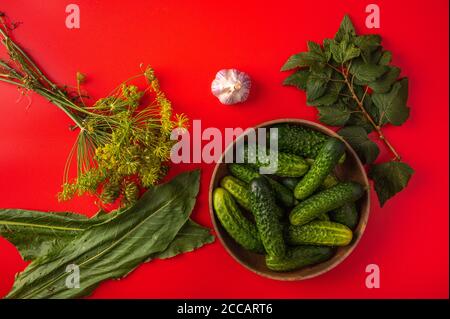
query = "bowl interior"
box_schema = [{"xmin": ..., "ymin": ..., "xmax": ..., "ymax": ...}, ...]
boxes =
[{"xmin": 209, "ymin": 119, "xmax": 370, "ymax": 280}]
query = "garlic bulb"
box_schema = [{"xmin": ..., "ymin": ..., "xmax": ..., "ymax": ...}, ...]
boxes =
[{"xmin": 211, "ymin": 69, "xmax": 251, "ymax": 105}]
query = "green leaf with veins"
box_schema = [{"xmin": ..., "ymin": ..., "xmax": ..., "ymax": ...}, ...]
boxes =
[
  {"xmin": 369, "ymin": 161, "xmax": 414, "ymax": 207},
  {"xmin": 0, "ymin": 207, "xmax": 212, "ymax": 262},
  {"xmin": 323, "ymin": 38, "xmax": 333, "ymax": 61},
  {"xmin": 283, "ymin": 69, "xmax": 309, "ymax": 90},
  {"xmin": 308, "ymin": 80, "xmax": 344, "ymax": 106},
  {"xmin": 346, "ymin": 111, "xmax": 374, "ymax": 133},
  {"xmin": 335, "ymin": 15, "xmax": 356, "ymax": 42},
  {"xmin": 349, "ymin": 60, "xmax": 389, "ymax": 83},
  {"xmin": 338, "ymin": 126, "xmax": 380, "ymax": 164},
  {"xmin": 372, "ymin": 78, "xmax": 410, "ymax": 126},
  {"xmin": 307, "ymin": 41, "xmax": 329, "ymax": 62},
  {"xmin": 317, "ymin": 103, "xmax": 352, "ymax": 126},
  {"xmin": 330, "ymin": 40, "xmax": 360, "ymax": 64},
  {"xmin": 368, "ymin": 66, "xmax": 401, "ymax": 93},
  {"xmin": 354, "ymin": 35, "xmax": 382, "ymax": 63},
  {"xmin": 4, "ymin": 170, "xmax": 214, "ymax": 299},
  {"xmin": 281, "ymin": 49, "xmax": 326, "ymax": 71},
  {"xmin": 156, "ymin": 219, "xmax": 214, "ymax": 259},
  {"xmin": 280, "ymin": 53, "xmax": 310, "ymax": 71},
  {"xmin": 306, "ymin": 68, "xmax": 332, "ymax": 101},
  {"xmin": 369, "ymin": 47, "xmax": 384, "ymax": 64},
  {"xmin": 378, "ymin": 50, "xmax": 392, "ymax": 65}
]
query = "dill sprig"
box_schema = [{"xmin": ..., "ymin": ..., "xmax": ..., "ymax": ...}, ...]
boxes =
[{"xmin": 0, "ymin": 14, "xmax": 188, "ymax": 206}]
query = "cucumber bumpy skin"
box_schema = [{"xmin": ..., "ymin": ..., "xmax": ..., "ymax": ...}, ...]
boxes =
[
  {"xmin": 220, "ymin": 176, "xmax": 251, "ymax": 211},
  {"xmin": 229, "ymin": 164, "xmax": 295, "ymax": 207},
  {"xmin": 287, "ymin": 221, "xmax": 353, "ymax": 246},
  {"xmin": 289, "ymin": 182, "xmax": 364, "ymax": 226},
  {"xmin": 266, "ymin": 245, "xmax": 334, "ymax": 272},
  {"xmin": 294, "ymin": 138, "xmax": 345, "ymax": 200},
  {"xmin": 249, "ymin": 177, "xmax": 286, "ymax": 258},
  {"xmin": 213, "ymin": 188, "xmax": 264, "ymax": 253},
  {"xmin": 270, "ymin": 124, "xmax": 328, "ymax": 159},
  {"xmin": 243, "ymin": 146, "xmax": 309, "ymax": 177},
  {"xmin": 329, "ymin": 202, "xmax": 359, "ymax": 229}
]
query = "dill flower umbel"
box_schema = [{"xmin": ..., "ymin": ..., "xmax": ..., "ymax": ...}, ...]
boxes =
[{"xmin": 57, "ymin": 67, "xmax": 187, "ymax": 206}]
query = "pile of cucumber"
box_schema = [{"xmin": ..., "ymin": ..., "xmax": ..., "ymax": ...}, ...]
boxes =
[{"xmin": 213, "ymin": 124, "xmax": 365, "ymax": 272}]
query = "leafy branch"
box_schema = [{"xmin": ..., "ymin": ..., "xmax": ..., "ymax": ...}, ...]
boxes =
[
  {"xmin": 338, "ymin": 62, "xmax": 401, "ymax": 161},
  {"xmin": 281, "ymin": 15, "xmax": 413, "ymax": 206}
]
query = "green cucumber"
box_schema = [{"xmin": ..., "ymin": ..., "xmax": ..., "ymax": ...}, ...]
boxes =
[
  {"xmin": 213, "ymin": 188, "xmax": 264, "ymax": 253},
  {"xmin": 229, "ymin": 164, "xmax": 295, "ymax": 207},
  {"xmin": 266, "ymin": 246, "xmax": 334, "ymax": 272},
  {"xmin": 282, "ymin": 174, "xmax": 338, "ymax": 193},
  {"xmin": 270, "ymin": 124, "xmax": 328, "ymax": 158},
  {"xmin": 220, "ymin": 176, "xmax": 251, "ymax": 210},
  {"xmin": 329, "ymin": 202, "xmax": 359, "ymax": 229},
  {"xmin": 294, "ymin": 138, "xmax": 345, "ymax": 200},
  {"xmin": 289, "ymin": 182, "xmax": 364, "ymax": 226},
  {"xmin": 249, "ymin": 177, "xmax": 286, "ymax": 258},
  {"xmin": 287, "ymin": 221, "xmax": 353, "ymax": 246},
  {"xmin": 228, "ymin": 163, "xmax": 260, "ymax": 183},
  {"xmin": 243, "ymin": 146, "xmax": 309, "ymax": 177}
]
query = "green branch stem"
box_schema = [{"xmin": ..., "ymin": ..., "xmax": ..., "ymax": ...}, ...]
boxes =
[{"xmin": 339, "ymin": 66, "xmax": 402, "ymax": 161}]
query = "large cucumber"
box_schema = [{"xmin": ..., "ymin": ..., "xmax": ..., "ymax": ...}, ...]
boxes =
[
  {"xmin": 213, "ymin": 188, "xmax": 264, "ymax": 253},
  {"xmin": 266, "ymin": 246, "xmax": 334, "ymax": 272},
  {"xmin": 249, "ymin": 177, "xmax": 286, "ymax": 258},
  {"xmin": 243, "ymin": 146, "xmax": 309, "ymax": 177},
  {"xmin": 287, "ymin": 221, "xmax": 353, "ymax": 246},
  {"xmin": 294, "ymin": 138, "xmax": 345, "ymax": 200},
  {"xmin": 329, "ymin": 202, "xmax": 359, "ymax": 229},
  {"xmin": 289, "ymin": 182, "xmax": 364, "ymax": 226},
  {"xmin": 229, "ymin": 164, "xmax": 295, "ymax": 207},
  {"xmin": 220, "ymin": 176, "xmax": 251, "ymax": 210}
]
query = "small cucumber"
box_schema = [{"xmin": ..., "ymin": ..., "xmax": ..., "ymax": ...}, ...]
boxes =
[
  {"xmin": 272, "ymin": 124, "xmax": 346, "ymax": 163},
  {"xmin": 284, "ymin": 174, "xmax": 330, "ymax": 222},
  {"xmin": 213, "ymin": 188, "xmax": 264, "ymax": 253},
  {"xmin": 228, "ymin": 163, "xmax": 260, "ymax": 183},
  {"xmin": 266, "ymin": 246, "xmax": 334, "ymax": 272},
  {"xmin": 282, "ymin": 174, "xmax": 338, "ymax": 193},
  {"xmin": 289, "ymin": 182, "xmax": 364, "ymax": 226},
  {"xmin": 287, "ymin": 221, "xmax": 353, "ymax": 246},
  {"xmin": 270, "ymin": 124, "xmax": 328, "ymax": 158},
  {"xmin": 294, "ymin": 138, "xmax": 345, "ymax": 200},
  {"xmin": 243, "ymin": 146, "xmax": 309, "ymax": 177},
  {"xmin": 229, "ymin": 164, "xmax": 295, "ymax": 207},
  {"xmin": 329, "ymin": 202, "xmax": 359, "ymax": 229},
  {"xmin": 249, "ymin": 177, "xmax": 286, "ymax": 258},
  {"xmin": 220, "ymin": 176, "xmax": 251, "ymax": 210}
]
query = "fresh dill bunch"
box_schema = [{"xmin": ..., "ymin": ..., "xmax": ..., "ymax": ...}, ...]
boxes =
[
  {"xmin": 58, "ymin": 69, "xmax": 189, "ymax": 206},
  {"xmin": 0, "ymin": 15, "xmax": 188, "ymax": 207}
]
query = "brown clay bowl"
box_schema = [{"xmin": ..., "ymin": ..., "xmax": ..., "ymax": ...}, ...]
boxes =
[{"xmin": 209, "ymin": 118, "xmax": 370, "ymax": 280}]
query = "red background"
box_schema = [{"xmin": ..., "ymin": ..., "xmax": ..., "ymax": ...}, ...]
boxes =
[{"xmin": 0, "ymin": 0, "xmax": 448, "ymax": 299}]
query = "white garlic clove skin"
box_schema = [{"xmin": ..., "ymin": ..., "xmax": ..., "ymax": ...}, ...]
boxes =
[{"xmin": 211, "ymin": 69, "xmax": 251, "ymax": 105}]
